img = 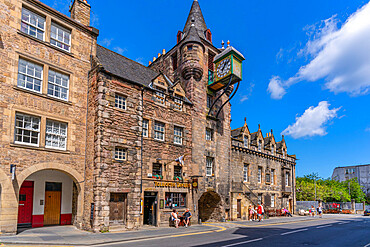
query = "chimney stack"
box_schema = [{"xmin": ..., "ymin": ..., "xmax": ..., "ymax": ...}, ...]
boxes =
[{"xmin": 70, "ymin": 0, "xmax": 91, "ymax": 26}]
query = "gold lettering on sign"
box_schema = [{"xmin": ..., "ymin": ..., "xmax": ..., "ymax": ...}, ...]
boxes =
[{"xmin": 154, "ymin": 181, "xmax": 190, "ymax": 188}]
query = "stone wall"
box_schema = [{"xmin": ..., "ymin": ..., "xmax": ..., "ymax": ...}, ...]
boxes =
[{"xmin": 0, "ymin": 0, "xmax": 97, "ymax": 234}]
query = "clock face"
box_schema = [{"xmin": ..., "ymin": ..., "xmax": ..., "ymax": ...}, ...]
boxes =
[{"xmin": 216, "ymin": 58, "xmax": 231, "ymax": 78}]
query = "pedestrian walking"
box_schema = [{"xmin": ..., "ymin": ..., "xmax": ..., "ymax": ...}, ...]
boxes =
[{"xmin": 257, "ymin": 204, "xmax": 263, "ymax": 222}]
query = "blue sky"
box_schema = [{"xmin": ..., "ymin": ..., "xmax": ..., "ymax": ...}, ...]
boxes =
[{"xmin": 43, "ymin": 0, "xmax": 370, "ymax": 178}]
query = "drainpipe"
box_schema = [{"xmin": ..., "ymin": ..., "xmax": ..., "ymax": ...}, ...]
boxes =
[{"xmin": 140, "ymin": 87, "xmax": 144, "ymax": 194}]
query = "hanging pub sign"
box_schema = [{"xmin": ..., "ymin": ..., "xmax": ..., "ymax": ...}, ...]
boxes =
[{"xmin": 192, "ymin": 178, "xmax": 198, "ymax": 189}]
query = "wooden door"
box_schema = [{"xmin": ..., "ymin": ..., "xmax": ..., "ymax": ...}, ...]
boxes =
[
  {"xmin": 18, "ymin": 181, "xmax": 34, "ymax": 225},
  {"xmin": 109, "ymin": 193, "xmax": 126, "ymax": 224},
  {"xmin": 237, "ymin": 199, "xmax": 241, "ymax": 218},
  {"xmin": 44, "ymin": 191, "xmax": 61, "ymax": 225}
]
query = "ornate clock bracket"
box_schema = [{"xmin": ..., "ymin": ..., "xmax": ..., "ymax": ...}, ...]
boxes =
[{"xmin": 208, "ymin": 75, "xmax": 240, "ymax": 120}]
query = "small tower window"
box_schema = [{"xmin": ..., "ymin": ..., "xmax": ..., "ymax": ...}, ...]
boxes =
[
  {"xmin": 208, "ymin": 52, "xmax": 215, "ymax": 71},
  {"xmin": 172, "ymin": 52, "xmax": 178, "ymax": 70},
  {"xmin": 187, "ymin": 45, "xmax": 193, "ymax": 51}
]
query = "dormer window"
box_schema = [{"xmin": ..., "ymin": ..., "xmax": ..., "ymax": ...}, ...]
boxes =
[
  {"xmin": 271, "ymin": 145, "xmax": 274, "ymax": 155},
  {"xmin": 283, "ymin": 149, "xmax": 286, "ymax": 159},
  {"xmin": 258, "ymin": 140, "xmax": 262, "ymax": 152},
  {"xmin": 173, "ymin": 95, "xmax": 183, "ymax": 111},
  {"xmin": 155, "ymin": 87, "xmax": 165, "ymax": 104},
  {"xmin": 243, "ymin": 136, "xmax": 248, "ymax": 148}
]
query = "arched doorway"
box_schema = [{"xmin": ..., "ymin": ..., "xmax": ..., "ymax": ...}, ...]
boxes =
[
  {"xmin": 17, "ymin": 167, "xmax": 82, "ymax": 229},
  {"xmin": 198, "ymin": 191, "xmax": 223, "ymax": 222}
]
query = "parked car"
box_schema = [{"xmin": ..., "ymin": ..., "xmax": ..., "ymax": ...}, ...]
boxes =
[{"xmin": 364, "ymin": 210, "xmax": 370, "ymax": 216}]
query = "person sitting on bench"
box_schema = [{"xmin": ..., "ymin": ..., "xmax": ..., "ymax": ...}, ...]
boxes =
[
  {"xmin": 183, "ymin": 208, "xmax": 192, "ymax": 228},
  {"xmin": 171, "ymin": 209, "xmax": 180, "ymax": 228}
]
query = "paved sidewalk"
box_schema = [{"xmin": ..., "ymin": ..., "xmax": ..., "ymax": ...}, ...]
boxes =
[
  {"xmin": 0, "ymin": 224, "xmax": 220, "ymax": 246},
  {"xmin": 0, "ymin": 215, "xmax": 353, "ymax": 246}
]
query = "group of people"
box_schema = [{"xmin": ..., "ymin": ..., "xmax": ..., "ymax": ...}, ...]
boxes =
[
  {"xmin": 248, "ymin": 204, "xmax": 294, "ymax": 220},
  {"xmin": 248, "ymin": 203, "xmax": 265, "ymax": 222},
  {"xmin": 171, "ymin": 208, "xmax": 192, "ymax": 228},
  {"xmin": 309, "ymin": 205, "xmax": 323, "ymax": 218}
]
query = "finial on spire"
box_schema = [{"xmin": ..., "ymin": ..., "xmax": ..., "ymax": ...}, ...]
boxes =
[
  {"xmin": 258, "ymin": 124, "xmax": 261, "ymax": 130},
  {"xmin": 221, "ymin": 40, "xmax": 225, "ymax": 49},
  {"xmin": 227, "ymin": 40, "xmax": 230, "ymax": 47},
  {"xmin": 244, "ymin": 117, "xmax": 247, "ymax": 124}
]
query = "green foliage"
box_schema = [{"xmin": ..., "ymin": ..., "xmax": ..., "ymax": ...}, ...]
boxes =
[{"xmin": 296, "ymin": 173, "xmax": 366, "ymax": 203}]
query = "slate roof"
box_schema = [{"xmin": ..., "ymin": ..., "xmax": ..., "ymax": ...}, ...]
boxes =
[
  {"xmin": 214, "ymin": 46, "xmax": 245, "ymax": 62},
  {"xmin": 183, "ymin": 0, "xmax": 208, "ymax": 39},
  {"xmin": 231, "ymin": 127, "xmax": 243, "ymax": 138},
  {"xmin": 181, "ymin": 25, "xmax": 203, "ymax": 48},
  {"xmin": 96, "ymin": 45, "xmax": 158, "ymax": 87}
]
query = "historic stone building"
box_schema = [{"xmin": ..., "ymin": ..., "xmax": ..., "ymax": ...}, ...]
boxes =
[
  {"xmin": 230, "ymin": 121, "xmax": 296, "ymax": 220},
  {"xmin": 0, "ymin": 0, "xmax": 297, "ymax": 234},
  {"xmin": 0, "ymin": 0, "xmax": 98, "ymax": 234}
]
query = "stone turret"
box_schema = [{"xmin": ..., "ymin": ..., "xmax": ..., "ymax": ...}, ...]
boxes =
[{"xmin": 180, "ymin": 25, "xmax": 204, "ymax": 81}]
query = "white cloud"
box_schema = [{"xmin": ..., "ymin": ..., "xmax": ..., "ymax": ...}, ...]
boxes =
[
  {"xmin": 282, "ymin": 101, "xmax": 340, "ymax": 139},
  {"xmin": 267, "ymin": 76, "xmax": 286, "ymax": 99},
  {"xmin": 269, "ymin": 2, "xmax": 370, "ymax": 98},
  {"xmin": 136, "ymin": 57, "xmax": 144, "ymax": 65},
  {"xmin": 100, "ymin": 38, "xmax": 113, "ymax": 47},
  {"xmin": 239, "ymin": 83, "xmax": 255, "ymax": 103},
  {"xmin": 113, "ymin": 47, "xmax": 127, "ymax": 55}
]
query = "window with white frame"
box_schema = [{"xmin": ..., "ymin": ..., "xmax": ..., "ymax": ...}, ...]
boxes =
[
  {"xmin": 155, "ymin": 87, "xmax": 165, "ymax": 104},
  {"xmin": 283, "ymin": 148, "xmax": 286, "ymax": 158},
  {"xmin": 114, "ymin": 147, "xmax": 127, "ymax": 160},
  {"xmin": 258, "ymin": 140, "xmax": 262, "ymax": 152},
  {"xmin": 15, "ymin": 113, "xmax": 40, "ymax": 146},
  {"xmin": 271, "ymin": 145, "xmax": 274, "ymax": 155},
  {"xmin": 48, "ymin": 70, "xmax": 69, "ymax": 100},
  {"xmin": 271, "ymin": 194, "xmax": 275, "ymax": 207},
  {"xmin": 115, "ymin": 94, "xmax": 126, "ymax": 110},
  {"xmin": 143, "ymin": 119, "xmax": 149, "ymax": 137},
  {"xmin": 206, "ymin": 157, "xmax": 214, "ymax": 177},
  {"xmin": 154, "ymin": 121, "xmax": 165, "ymax": 141},
  {"xmin": 258, "ymin": 167, "xmax": 262, "ymax": 183},
  {"xmin": 174, "ymin": 126, "xmax": 183, "ymax": 145},
  {"xmin": 206, "ymin": 128, "xmax": 213, "ymax": 141},
  {"xmin": 45, "ymin": 120, "xmax": 67, "ymax": 150},
  {"xmin": 243, "ymin": 164, "xmax": 249, "ymax": 182},
  {"xmin": 271, "ymin": 169, "xmax": 275, "ymax": 184},
  {"xmin": 50, "ymin": 23, "xmax": 71, "ymax": 52},
  {"xmin": 243, "ymin": 135, "xmax": 248, "ymax": 148},
  {"xmin": 17, "ymin": 59, "xmax": 43, "ymax": 93},
  {"xmin": 173, "ymin": 96, "xmax": 183, "ymax": 111},
  {"xmin": 285, "ymin": 172, "xmax": 290, "ymax": 186},
  {"xmin": 21, "ymin": 8, "xmax": 45, "ymax": 40}
]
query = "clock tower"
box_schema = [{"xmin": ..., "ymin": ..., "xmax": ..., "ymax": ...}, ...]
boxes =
[{"xmin": 149, "ymin": 0, "xmax": 244, "ymax": 222}]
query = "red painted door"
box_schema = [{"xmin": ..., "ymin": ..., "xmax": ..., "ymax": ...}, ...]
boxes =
[{"xmin": 18, "ymin": 181, "xmax": 34, "ymax": 225}]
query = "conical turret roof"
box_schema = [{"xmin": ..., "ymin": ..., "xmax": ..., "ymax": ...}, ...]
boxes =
[{"xmin": 183, "ymin": 0, "xmax": 208, "ymax": 39}]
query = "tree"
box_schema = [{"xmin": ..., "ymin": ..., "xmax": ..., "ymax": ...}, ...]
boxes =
[{"xmin": 296, "ymin": 173, "xmax": 365, "ymax": 202}]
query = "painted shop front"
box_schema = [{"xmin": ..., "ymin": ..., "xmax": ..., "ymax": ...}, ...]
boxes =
[{"xmin": 141, "ymin": 179, "xmax": 194, "ymax": 227}]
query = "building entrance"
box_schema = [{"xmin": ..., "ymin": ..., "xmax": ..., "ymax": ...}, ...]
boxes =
[
  {"xmin": 237, "ymin": 199, "xmax": 242, "ymax": 218},
  {"xmin": 17, "ymin": 181, "xmax": 34, "ymax": 226},
  {"xmin": 109, "ymin": 193, "xmax": 127, "ymax": 225},
  {"xmin": 44, "ymin": 182, "xmax": 62, "ymax": 225},
  {"xmin": 143, "ymin": 192, "xmax": 157, "ymax": 226}
]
